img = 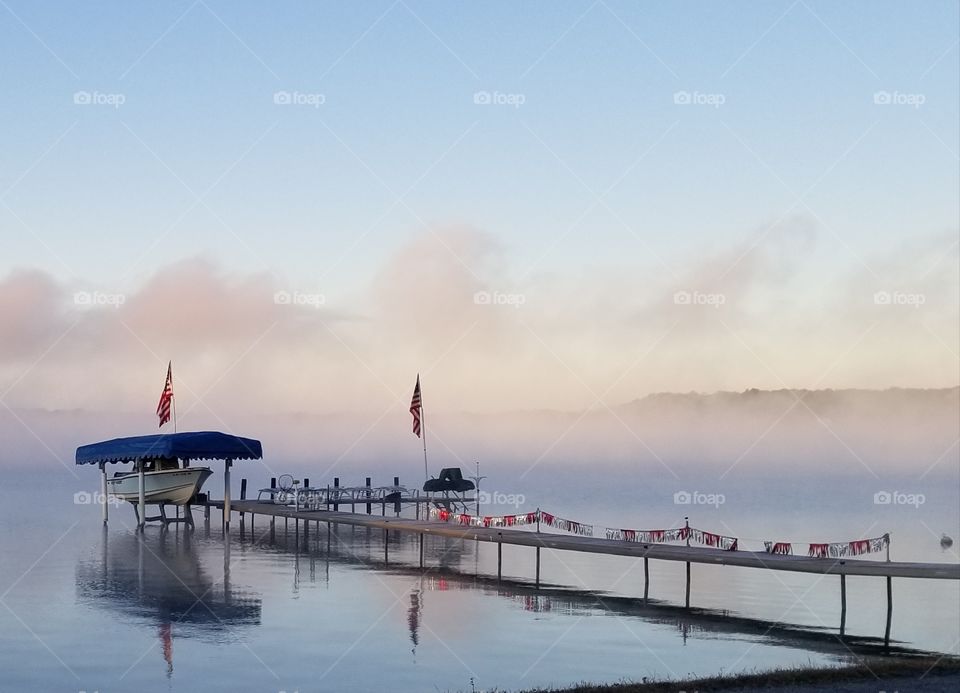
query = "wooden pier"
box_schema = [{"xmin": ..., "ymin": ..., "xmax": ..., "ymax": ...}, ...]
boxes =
[
  {"xmin": 202, "ymin": 494, "xmax": 959, "ymax": 648},
  {"xmin": 210, "ymin": 499, "xmax": 960, "ymax": 580}
]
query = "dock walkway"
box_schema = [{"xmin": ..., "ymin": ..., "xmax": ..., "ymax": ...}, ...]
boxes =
[{"xmin": 209, "ymin": 499, "xmax": 960, "ymax": 580}]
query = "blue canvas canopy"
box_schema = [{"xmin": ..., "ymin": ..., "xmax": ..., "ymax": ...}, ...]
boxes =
[{"xmin": 76, "ymin": 431, "xmax": 262, "ymax": 465}]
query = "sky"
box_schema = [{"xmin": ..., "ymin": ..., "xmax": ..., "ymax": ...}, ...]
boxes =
[{"xmin": 0, "ymin": 0, "xmax": 958, "ymax": 422}]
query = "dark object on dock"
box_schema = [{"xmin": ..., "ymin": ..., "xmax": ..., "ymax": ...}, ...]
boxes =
[{"xmin": 423, "ymin": 467, "xmax": 475, "ymax": 493}]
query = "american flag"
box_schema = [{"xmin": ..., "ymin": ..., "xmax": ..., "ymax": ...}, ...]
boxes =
[
  {"xmin": 157, "ymin": 361, "xmax": 173, "ymax": 428},
  {"xmin": 409, "ymin": 375, "xmax": 422, "ymax": 438}
]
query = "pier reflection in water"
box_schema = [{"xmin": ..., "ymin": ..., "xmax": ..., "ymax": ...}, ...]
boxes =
[
  {"xmin": 68, "ymin": 517, "xmax": 935, "ymax": 692},
  {"xmin": 240, "ymin": 517, "xmax": 924, "ymax": 660},
  {"xmin": 75, "ymin": 528, "xmax": 262, "ymax": 676}
]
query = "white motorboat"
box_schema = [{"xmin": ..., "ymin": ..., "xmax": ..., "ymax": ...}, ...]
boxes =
[{"xmin": 108, "ymin": 459, "xmax": 212, "ymax": 506}]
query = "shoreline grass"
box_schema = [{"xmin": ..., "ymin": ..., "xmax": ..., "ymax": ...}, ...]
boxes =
[{"xmin": 512, "ymin": 656, "xmax": 960, "ymax": 692}]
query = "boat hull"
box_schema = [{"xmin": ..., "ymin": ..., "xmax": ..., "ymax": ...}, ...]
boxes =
[{"xmin": 107, "ymin": 468, "xmax": 212, "ymax": 506}]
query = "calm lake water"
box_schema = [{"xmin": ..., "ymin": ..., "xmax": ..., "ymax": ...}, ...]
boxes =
[{"xmin": 1, "ymin": 466, "xmax": 957, "ymax": 692}]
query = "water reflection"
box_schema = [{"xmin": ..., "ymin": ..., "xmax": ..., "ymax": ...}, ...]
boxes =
[
  {"xmin": 74, "ymin": 518, "xmax": 933, "ymax": 686},
  {"xmin": 76, "ymin": 528, "xmax": 262, "ymax": 675},
  {"xmin": 252, "ymin": 521, "xmax": 932, "ymax": 660}
]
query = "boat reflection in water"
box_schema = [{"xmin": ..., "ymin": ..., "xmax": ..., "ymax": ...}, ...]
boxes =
[{"xmin": 76, "ymin": 529, "xmax": 262, "ymax": 676}]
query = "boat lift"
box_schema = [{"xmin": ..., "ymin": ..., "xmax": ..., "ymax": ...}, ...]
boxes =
[{"xmin": 75, "ymin": 431, "xmax": 263, "ymax": 529}]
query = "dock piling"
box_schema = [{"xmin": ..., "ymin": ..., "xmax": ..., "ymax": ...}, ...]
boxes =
[
  {"xmin": 535, "ymin": 546, "xmax": 541, "ymax": 588},
  {"xmin": 366, "ymin": 477, "xmax": 372, "ymax": 514},
  {"xmin": 685, "ymin": 561, "xmax": 691, "ymax": 609},
  {"xmin": 419, "ymin": 534, "xmax": 424, "ymax": 568},
  {"xmin": 240, "ymin": 478, "xmax": 247, "ymax": 525},
  {"xmin": 840, "ymin": 573, "xmax": 847, "ymax": 636},
  {"xmin": 333, "ymin": 478, "xmax": 340, "ymax": 511},
  {"xmin": 884, "ymin": 576, "xmax": 893, "ymax": 648},
  {"xmin": 643, "ymin": 555, "xmax": 649, "ymax": 603},
  {"xmin": 497, "ymin": 538, "xmax": 503, "ymax": 581}
]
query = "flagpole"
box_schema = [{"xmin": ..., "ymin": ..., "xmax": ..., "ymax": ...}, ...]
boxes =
[
  {"xmin": 171, "ymin": 363, "xmax": 177, "ymax": 433},
  {"xmin": 420, "ymin": 399, "xmax": 429, "ymax": 483}
]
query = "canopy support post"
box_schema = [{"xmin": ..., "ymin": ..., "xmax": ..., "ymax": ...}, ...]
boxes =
[
  {"xmin": 223, "ymin": 459, "xmax": 232, "ymax": 533},
  {"xmin": 137, "ymin": 462, "xmax": 145, "ymax": 530},
  {"xmin": 99, "ymin": 462, "xmax": 109, "ymax": 525}
]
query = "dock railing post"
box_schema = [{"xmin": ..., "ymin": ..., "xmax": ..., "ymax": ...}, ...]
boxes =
[
  {"xmin": 366, "ymin": 477, "xmax": 372, "ymax": 514},
  {"xmin": 536, "ymin": 508, "xmax": 540, "ymax": 533},
  {"xmin": 99, "ymin": 462, "xmax": 109, "ymax": 525},
  {"xmin": 394, "ymin": 476, "xmax": 401, "ymax": 516},
  {"xmin": 885, "ymin": 533, "xmax": 891, "ymax": 562},
  {"xmin": 333, "ymin": 477, "xmax": 339, "ymax": 511}
]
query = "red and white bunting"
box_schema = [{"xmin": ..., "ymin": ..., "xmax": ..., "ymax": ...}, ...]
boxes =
[
  {"xmin": 429, "ymin": 508, "xmax": 538, "ymax": 529},
  {"xmin": 537, "ymin": 511, "xmax": 593, "ymax": 537},
  {"xmin": 606, "ymin": 526, "xmax": 738, "ymax": 551},
  {"xmin": 429, "ymin": 507, "xmax": 888, "ymax": 560},
  {"xmin": 605, "ymin": 527, "xmax": 686, "ymax": 543},
  {"xmin": 764, "ymin": 541, "xmax": 793, "ymax": 555},
  {"xmin": 687, "ymin": 528, "xmax": 738, "ymax": 551},
  {"xmin": 804, "ymin": 535, "xmax": 889, "ymax": 558},
  {"xmin": 429, "ymin": 508, "xmax": 593, "ymax": 536}
]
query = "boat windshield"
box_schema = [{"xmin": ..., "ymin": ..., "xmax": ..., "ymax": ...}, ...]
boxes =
[{"xmin": 142, "ymin": 458, "xmax": 180, "ymax": 472}]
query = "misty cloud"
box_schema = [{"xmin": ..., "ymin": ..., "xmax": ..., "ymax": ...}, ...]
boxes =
[{"xmin": 0, "ymin": 224, "xmax": 956, "ymax": 419}]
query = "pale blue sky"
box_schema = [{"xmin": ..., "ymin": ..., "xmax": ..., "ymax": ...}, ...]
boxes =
[{"xmin": 1, "ymin": 0, "xmax": 957, "ymax": 295}]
